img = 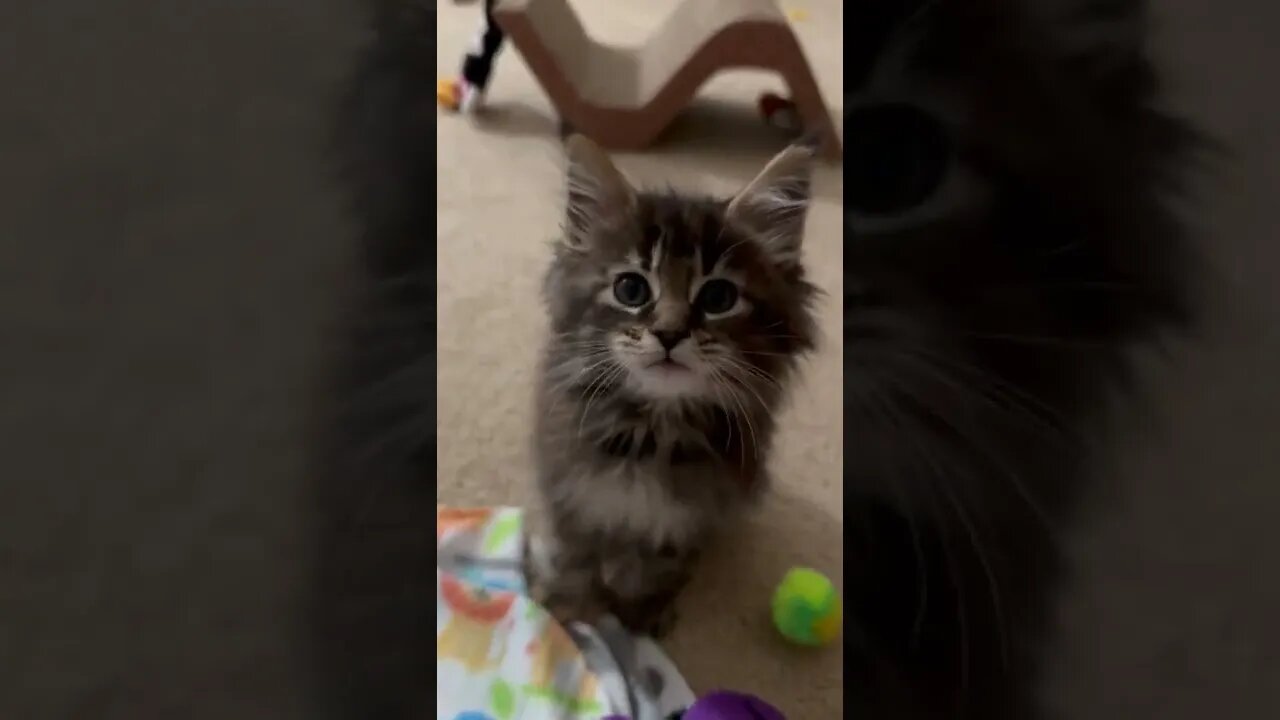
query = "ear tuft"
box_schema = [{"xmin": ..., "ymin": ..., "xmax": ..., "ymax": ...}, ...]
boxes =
[
  {"xmin": 725, "ymin": 142, "xmax": 815, "ymax": 267},
  {"xmin": 563, "ymin": 135, "xmax": 636, "ymax": 249}
]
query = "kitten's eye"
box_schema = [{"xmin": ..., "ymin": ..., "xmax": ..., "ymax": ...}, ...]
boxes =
[
  {"xmin": 846, "ymin": 102, "xmax": 950, "ymax": 215},
  {"xmin": 613, "ymin": 272, "xmax": 651, "ymax": 307},
  {"xmin": 696, "ymin": 279, "xmax": 739, "ymax": 315}
]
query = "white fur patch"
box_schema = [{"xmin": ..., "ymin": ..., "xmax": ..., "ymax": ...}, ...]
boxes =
[
  {"xmin": 549, "ymin": 463, "xmax": 705, "ymax": 547},
  {"xmin": 625, "ymin": 363, "xmax": 707, "ymax": 399},
  {"xmin": 611, "ymin": 332, "xmax": 712, "ymax": 400}
]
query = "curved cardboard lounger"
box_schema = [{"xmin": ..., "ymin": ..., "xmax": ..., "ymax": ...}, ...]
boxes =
[{"xmin": 492, "ymin": 0, "xmax": 842, "ymax": 160}]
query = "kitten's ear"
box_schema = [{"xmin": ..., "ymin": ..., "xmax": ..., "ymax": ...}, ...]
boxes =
[
  {"xmin": 725, "ymin": 141, "xmax": 815, "ymax": 267},
  {"xmin": 563, "ymin": 135, "xmax": 636, "ymax": 250}
]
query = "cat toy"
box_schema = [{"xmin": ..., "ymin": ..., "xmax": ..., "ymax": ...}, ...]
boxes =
[
  {"xmin": 682, "ymin": 691, "xmax": 786, "ymax": 720},
  {"xmin": 758, "ymin": 92, "xmax": 801, "ymax": 134},
  {"xmin": 438, "ymin": 0, "xmax": 506, "ymax": 113},
  {"xmin": 754, "ymin": 6, "xmax": 807, "ymax": 132},
  {"xmin": 603, "ymin": 690, "xmax": 786, "ymax": 720},
  {"xmin": 771, "ymin": 567, "xmax": 841, "ymax": 646}
]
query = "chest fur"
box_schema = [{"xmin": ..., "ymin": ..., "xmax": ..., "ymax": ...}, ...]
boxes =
[
  {"xmin": 537, "ymin": 396, "xmax": 760, "ymax": 548},
  {"xmin": 546, "ymin": 459, "xmax": 710, "ymax": 548}
]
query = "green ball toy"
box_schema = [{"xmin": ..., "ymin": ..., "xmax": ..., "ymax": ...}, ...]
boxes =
[{"xmin": 771, "ymin": 567, "xmax": 842, "ymax": 646}]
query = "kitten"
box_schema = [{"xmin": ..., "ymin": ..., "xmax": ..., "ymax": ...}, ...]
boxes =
[
  {"xmin": 523, "ymin": 136, "xmax": 820, "ymax": 635},
  {"xmin": 842, "ymin": 1, "xmax": 1198, "ymax": 717}
]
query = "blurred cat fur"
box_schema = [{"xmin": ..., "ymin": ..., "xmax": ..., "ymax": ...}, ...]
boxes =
[{"xmin": 841, "ymin": 0, "xmax": 1198, "ymax": 717}]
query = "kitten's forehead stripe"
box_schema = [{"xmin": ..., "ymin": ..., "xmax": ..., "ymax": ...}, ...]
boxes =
[
  {"xmin": 699, "ymin": 220, "xmax": 727, "ymax": 275},
  {"xmin": 636, "ymin": 194, "xmax": 732, "ymax": 279},
  {"xmin": 638, "ymin": 238, "xmax": 653, "ymax": 271}
]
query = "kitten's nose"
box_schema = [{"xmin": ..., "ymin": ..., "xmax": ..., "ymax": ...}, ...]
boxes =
[{"xmin": 653, "ymin": 329, "xmax": 689, "ymax": 351}]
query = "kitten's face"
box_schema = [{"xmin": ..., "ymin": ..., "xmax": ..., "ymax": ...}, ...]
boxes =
[
  {"xmin": 544, "ymin": 138, "xmax": 817, "ymax": 403},
  {"xmin": 597, "ymin": 200, "xmax": 794, "ymax": 401}
]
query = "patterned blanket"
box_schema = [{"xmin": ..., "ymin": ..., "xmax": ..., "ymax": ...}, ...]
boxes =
[{"xmin": 436, "ymin": 506, "xmax": 695, "ymax": 720}]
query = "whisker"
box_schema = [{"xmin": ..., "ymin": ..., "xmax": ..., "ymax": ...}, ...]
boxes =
[
  {"xmin": 541, "ymin": 353, "xmax": 617, "ymax": 401},
  {"xmin": 922, "ymin": 486, "xmax": 972, "ymax": 696},
  {"xmin": 884, "ymin": 352, "xmax": 1064, "ymax": 537},
  {"xmin": 711, "ymin": 369, "xmax": 756, "ymax": 464},
  {"xmin": 732, "ymin": 389, "xmax": 761, "ymax": 462},
  {"xmin": 936, "ymin": 480, "xmax": 1010, "ymax": 674},
  {"xmin": 576, "ymin": 364, "xmax": 625, "ymax": 439},
  {"xmin": 852, "ymin": 388, "xmax": 931, "ymax": 645},
  {"xmin": 862, "ymin": 389, "xmax": 972, "ymax": 690},
  {"xmin": 901, "ymin": 346, "xmax": 1089, "ymax": 449},
  {"xmin": 720, "ymin": 365, "xmax": 776, "ymax": 414},
  {"xmin": 708, "ymin": 370, "xmax": 741, "ymax": 466},
  {"xmin": 704, "ymin": 374, "xmax": 737, "ymax": 455},
  {"xmin": 715, "ymin": 355, "xmax": 783, "ymax": 392}
]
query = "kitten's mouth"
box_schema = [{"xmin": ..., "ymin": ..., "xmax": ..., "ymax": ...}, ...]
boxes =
[
  {"xmin": 632, "ymin": 357, "xmax": 705, "ymax": 398},
  {"xmin": 647, "ymin": 358, "xmax": 689, "ymax": 372}
]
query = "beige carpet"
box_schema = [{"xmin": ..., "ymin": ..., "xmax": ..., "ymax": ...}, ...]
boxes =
[{"xmin": 435, "ymin": 0, "xmax": 844, "ymax": 715}]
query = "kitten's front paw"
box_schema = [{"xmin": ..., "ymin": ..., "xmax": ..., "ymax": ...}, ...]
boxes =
[
  {"xmin": 529, "ymin": 575, "xmax": 608, "ymax": 628},
  {"xmin": 544, "ymin": 593, "xmax": 609, "ymax": 629},
  {"xmin": 613, "ymin": 597, "xmax": 679, "ymax": 639},
  {"xmin": 523, "ymin": 539, "xmax": 606, "ymax": 627}
]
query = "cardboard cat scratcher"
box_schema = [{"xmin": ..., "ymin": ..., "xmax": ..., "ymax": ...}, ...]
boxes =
[{"xmin": 491, "ymin": 0, "xmax": 842, "ymax": 159}]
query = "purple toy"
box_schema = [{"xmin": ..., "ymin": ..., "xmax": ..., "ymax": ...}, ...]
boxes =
[
  {"xmin": 598, "ymin": 690, "xmax": 785, "ymax": 720},
  {"xmin": 683, "ymin": 691, "xmax": 786, "ymax": 720}
]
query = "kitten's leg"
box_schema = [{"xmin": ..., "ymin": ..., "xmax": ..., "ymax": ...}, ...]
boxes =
[
  {"xmin": 601, "ymin": 546, "xmax": 697, "ymax": 638},
  {"xmin": 522, "ymin": 528, "xmax": 606, "ymax": 625}
]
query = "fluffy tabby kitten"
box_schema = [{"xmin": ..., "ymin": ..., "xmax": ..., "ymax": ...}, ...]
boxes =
[{"xmin": 523, "ymin": 136, "xmax": 819, "ymax": 635}]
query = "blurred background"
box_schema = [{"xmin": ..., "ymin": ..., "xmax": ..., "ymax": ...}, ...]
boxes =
[{"xmin": 2, "ymin": 0, "xmax": 1279, "ymax": 718}]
